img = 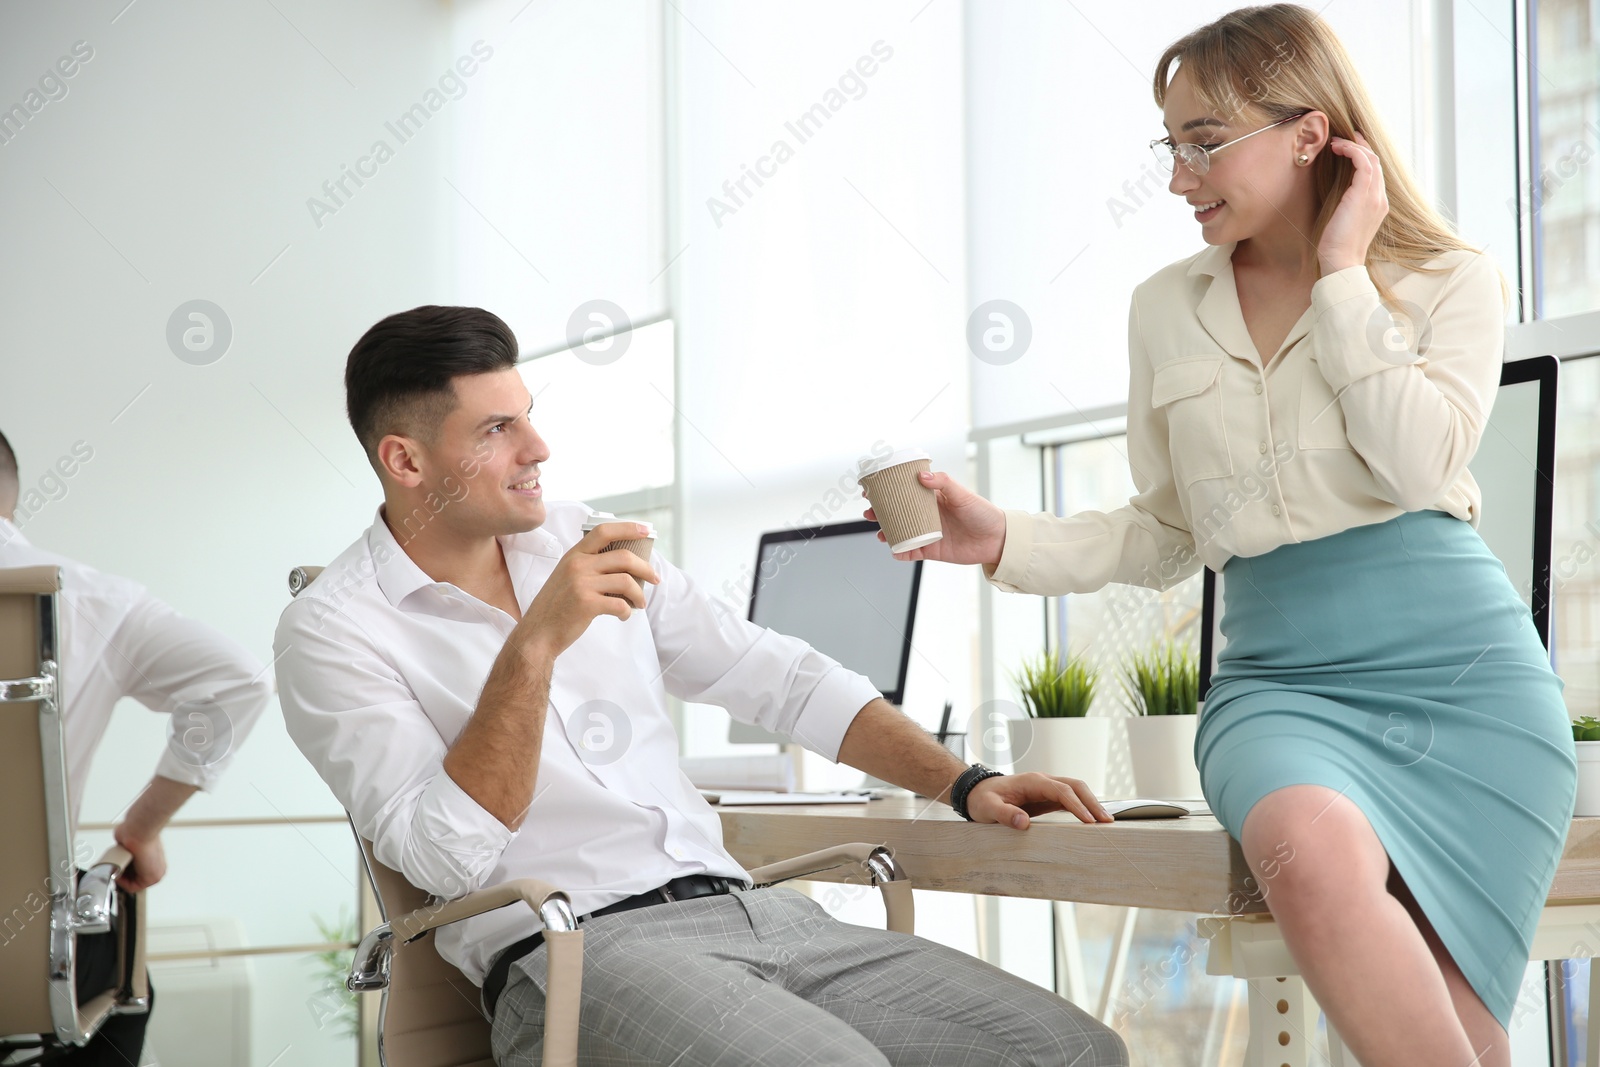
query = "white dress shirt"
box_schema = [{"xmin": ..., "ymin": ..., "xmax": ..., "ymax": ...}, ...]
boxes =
[
  {"xmin": 0, "ymin": 518, "xmax": 271, "ymax": 831},
  {"xmin": 273, "ymin": 499, "xmax": 880, "ymax": 986},
  {"xmin": 984, "ymin": 245, "xmax": 1506, "ymax": 595}
]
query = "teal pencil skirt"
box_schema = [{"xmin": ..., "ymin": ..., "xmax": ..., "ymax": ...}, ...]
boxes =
[{"xmin": 1195, "ymin": 508, "xmax": 1576, "ymax": 1029}]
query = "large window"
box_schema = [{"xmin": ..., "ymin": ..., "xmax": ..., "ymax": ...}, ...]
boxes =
[
  {"xmin": 1530, "ymin": 0, "xmax": 1600, "ymax": 319},
  {"xmin": 1553, "ymin": 354, "xmax": 1600, "ymax": 714}
]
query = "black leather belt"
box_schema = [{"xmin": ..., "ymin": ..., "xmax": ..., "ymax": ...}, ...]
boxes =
[{"xmin": 482, "ymin": 873, "xmax": 735, "ymax": 1018}]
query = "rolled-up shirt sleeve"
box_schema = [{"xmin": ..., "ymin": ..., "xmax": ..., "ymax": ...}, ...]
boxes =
[
  {"xmin": 275, "ymin": 597, "xmax": 512, "ymax": 899},
  {"xmin": 1309, "ymin": 252, "xmax": 1506, "ymax": 514},
  {"xmin": 643, "ymin": 552, "xmax": 880, "ymax": 762},
  {"xmin": 983, "ymin": 292, "xmax": 1201, "ymax": 596},
  {"xmin": 109, "ymin": 593, "xmax": 272, "ymax": 792}
]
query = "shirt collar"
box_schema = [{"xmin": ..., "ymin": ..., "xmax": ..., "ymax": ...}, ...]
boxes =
[
  {"xmin": 366, "ymin": 505, "xmax": 564, "ymax": 609},
  {"xmin": 1186, "ymin": 240, "xmax": 1314, "ymax": 366},
  {"xmin": 1186, "ymin": 240, "xmax": 1238, "ymax": 280}
]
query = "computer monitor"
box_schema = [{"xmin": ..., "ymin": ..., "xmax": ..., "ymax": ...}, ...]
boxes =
[
  {"xmin": 728, "ymin": 520, "xmax": 922, "ymax": 744},
  {"xmin": 747, "ymin": 519, "xmax": 923, "ymax": 701},
  {"xmin": 1199, "ymin": 354, "xmax": 1559, "ymax": 701}
]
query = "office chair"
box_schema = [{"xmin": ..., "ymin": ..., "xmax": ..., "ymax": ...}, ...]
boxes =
[
  {"xmin": 0, "ymin": 566, "xmax": 150, "ymax": 1059},
  {"xmin": 287, "ymin": 565, "xmax": 914, "ymax": 1067}
]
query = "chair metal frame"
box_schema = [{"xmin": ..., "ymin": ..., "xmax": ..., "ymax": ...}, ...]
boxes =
[{"xmin": 0, "ymin": 565, "xmax": 148, "ymax": 1055}]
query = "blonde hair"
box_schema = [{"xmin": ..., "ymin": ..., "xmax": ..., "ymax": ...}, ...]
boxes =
[{"xmin": 1153, "ymin": 4, "xmax": 1475, "ymax": 304}]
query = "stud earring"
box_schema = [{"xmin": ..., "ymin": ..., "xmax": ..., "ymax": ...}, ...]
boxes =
[{"xmin": 1296, "ymin": 153, "xmax": 1310, "ymax": 165}]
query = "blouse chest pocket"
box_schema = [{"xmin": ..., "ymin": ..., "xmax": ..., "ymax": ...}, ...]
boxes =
[{"xmin": 1151, "ymin": 354, "xmax": 1233, "ymax": 487}]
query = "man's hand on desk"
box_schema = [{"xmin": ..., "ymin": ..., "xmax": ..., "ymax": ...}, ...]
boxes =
[{"xmin": 966, "ymin": 772, "xmax": 1114, "ymax": 830}]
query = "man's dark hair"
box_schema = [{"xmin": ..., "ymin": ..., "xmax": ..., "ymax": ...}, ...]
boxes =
[
  {"xmin": 0, "ymin": 428, "xmax": 17, "ymax": 512},
  {"xmin": 344, "ymin": 305, "xmax": 520, "ymax": 468}
]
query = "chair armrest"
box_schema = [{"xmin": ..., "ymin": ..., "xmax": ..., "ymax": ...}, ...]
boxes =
[
  {"xmin": 749, "ymin": 843, "xmax": 914, "ymax": 935},
  {"xmin": 75, "ymin": 846, "xmax": 131, "ymax": 934},
  {"xmin": 395, "ymin": 877, "xmax": 575, "ymax": 944},
  {"xmin": 348, "ymin": 878, "xmax": 584, "ymax": 1067},
  {"xmin": 73, "ymin": 845, "xmax": 150, "ymax": 1028},
  {"xmin": 349, "ymin": 877, "xmax": 581, "ymax": 991}
]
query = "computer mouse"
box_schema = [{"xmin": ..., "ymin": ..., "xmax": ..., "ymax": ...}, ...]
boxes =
[{"xmin": 1102, "ymin": 799, "xmax": 1192, "ymax": 819}]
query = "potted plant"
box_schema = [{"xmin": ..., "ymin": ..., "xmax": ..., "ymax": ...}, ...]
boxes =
[
  {"xmin": 1006, "ymin": 650, "xmax": 1110, "ymax": 795},
  {"xmin": 1573, "ymin": 717, "xmax": 1600, "ymax": 817},
  {"xmin": 1122, "ymin": 643, "xmax": 1204, "ymax": 799}
]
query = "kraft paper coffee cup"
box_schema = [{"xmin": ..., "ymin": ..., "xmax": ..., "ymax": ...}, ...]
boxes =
[
  {"xmin": 582, "ymin": 511, "xmax": 656, "ymax": 560},
  {"xmin": 857, "ymin": 448, "xmax": 942, "ymax": 554}
]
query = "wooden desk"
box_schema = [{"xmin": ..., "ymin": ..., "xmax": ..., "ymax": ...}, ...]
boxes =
[
  {"xmin": 722, "ymin": 799, "xmax": 1600, "ymax": 1064},
  {"xmin": 719, "ymin": 797, "xmax": 1600, "ymax": 909}
]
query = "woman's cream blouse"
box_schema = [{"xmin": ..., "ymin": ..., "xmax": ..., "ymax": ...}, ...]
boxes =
[{"xmin": 984, "ymin": 242, "xmax": 1507, "ymax": 596}]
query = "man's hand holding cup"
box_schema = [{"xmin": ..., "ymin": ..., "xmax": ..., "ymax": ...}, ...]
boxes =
[{"xmin": 517, "ymin": 519, "xmax": 659, "ymax": 661}]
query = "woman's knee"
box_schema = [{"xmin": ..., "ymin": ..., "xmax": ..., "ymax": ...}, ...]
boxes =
[{"xmin": 1240, "ymin": 786, "xmax": 1389, "ymax": 905}]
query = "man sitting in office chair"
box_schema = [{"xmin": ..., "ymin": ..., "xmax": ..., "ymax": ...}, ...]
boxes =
[
  {"xmin": 274, "ymin": 305, "xmax": 1128, "ymax": 1067},
  {"xmin": 0, "ymin": 430, "xmax": 272, "ymax": 1066}
]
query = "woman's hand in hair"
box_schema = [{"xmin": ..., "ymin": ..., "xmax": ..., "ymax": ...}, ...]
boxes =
[
  {"xmin": 1317, "ymin": 132, "xmax": 1389, "ymax": 275},
  {"xmin": 864, "ymin": 470, "xmax": 1007, "ymax": 567}
]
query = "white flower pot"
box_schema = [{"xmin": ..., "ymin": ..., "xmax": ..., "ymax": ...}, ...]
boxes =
[
  {"xmin": 1574, "ymin": 741, "xmax": 1600, "ymax": 817},
  {"xmin": 1007, "ymin": 716, "xmax": 1110, "ymax": 796},
  {"xmin": 1126, "ymin": 714, "xmax": 1204, "ymax": 799}
]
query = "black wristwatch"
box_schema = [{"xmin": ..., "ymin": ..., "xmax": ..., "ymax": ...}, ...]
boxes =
[{"xmin": 950, "ymin": 762, "xmax": 1005, "ymax": 822}]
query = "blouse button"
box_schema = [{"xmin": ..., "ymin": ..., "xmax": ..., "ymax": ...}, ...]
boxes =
[
  {"xmin": 1258, "ymin": 441, "xmax": 1268, "ymax": 453},
  {"xmin": 1254, "ymin": 383, "xmax": 1264, "ymax": 395},
  {"xmin": 1272, "ymin": 505, "xmax": 1282, "ymax": 516}
]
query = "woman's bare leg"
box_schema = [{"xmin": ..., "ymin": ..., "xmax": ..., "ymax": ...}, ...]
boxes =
[
  {"xmin": 1239, "ymin": 785, "xmax": 1474, "ymax": 1066},
  {"xmin": 1387, "ymin": 869, "xmax": 1511, "ymax": 1067}
]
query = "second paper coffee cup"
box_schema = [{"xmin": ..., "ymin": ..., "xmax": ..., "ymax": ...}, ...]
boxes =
[{"xmin": 857, "ymin": 448, "xmax": 942, "ymax": 554}]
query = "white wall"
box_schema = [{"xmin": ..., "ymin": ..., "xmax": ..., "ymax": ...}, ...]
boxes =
[{"xmin": 2, "ymin": 3, "xmax": 459, "ymax": 1062}]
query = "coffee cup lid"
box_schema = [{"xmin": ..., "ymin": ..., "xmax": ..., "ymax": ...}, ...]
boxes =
[
  {"xmin": 857, "ymin": 447, "xmax": 931, "ymax": 480},
  {"xmin": 582, "ymin": 510, "xmax": 655, "ymax": 538}
]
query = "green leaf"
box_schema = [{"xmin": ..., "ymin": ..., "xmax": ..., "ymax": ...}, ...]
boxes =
[
  {"xmin": 1120, "ymin": 642, "xmax": 1199, "ymax": 716},
  {"xmin": 1010, "ymin": 649, "xmax": 1097, "ymax": 718}
]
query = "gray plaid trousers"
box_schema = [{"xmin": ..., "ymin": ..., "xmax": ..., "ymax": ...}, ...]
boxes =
[{"xmin": 487, "ymin": 886, "xmax": 1128, "ymax": 1066}]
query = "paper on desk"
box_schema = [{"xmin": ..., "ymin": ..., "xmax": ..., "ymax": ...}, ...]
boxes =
[{"xmin": 713, "ymin": 791, "xmax": 870, "ymax": 806}]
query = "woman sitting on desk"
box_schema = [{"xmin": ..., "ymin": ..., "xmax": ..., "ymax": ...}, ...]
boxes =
[{"xmin": 869, "ymin": 5, "xmax": 1575, "ymax": 1065}]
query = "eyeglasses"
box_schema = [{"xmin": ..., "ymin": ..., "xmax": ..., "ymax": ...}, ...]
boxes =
[{"xmin": 1150, "ymin": 112, "xmax": 1308, "ymax": 176}]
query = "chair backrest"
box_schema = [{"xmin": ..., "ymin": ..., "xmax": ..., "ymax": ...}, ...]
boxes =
[
  {"xmin": 353, "ymin": 832, "xmax": 495, "ymax": 1067},
  {"xmin": 0, "ymin": 565, "xmax": 130, "ymax": 1048},
  {"xmin": 0, "ymin": 566, "xmax": 64, "ymax": 1040}
]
